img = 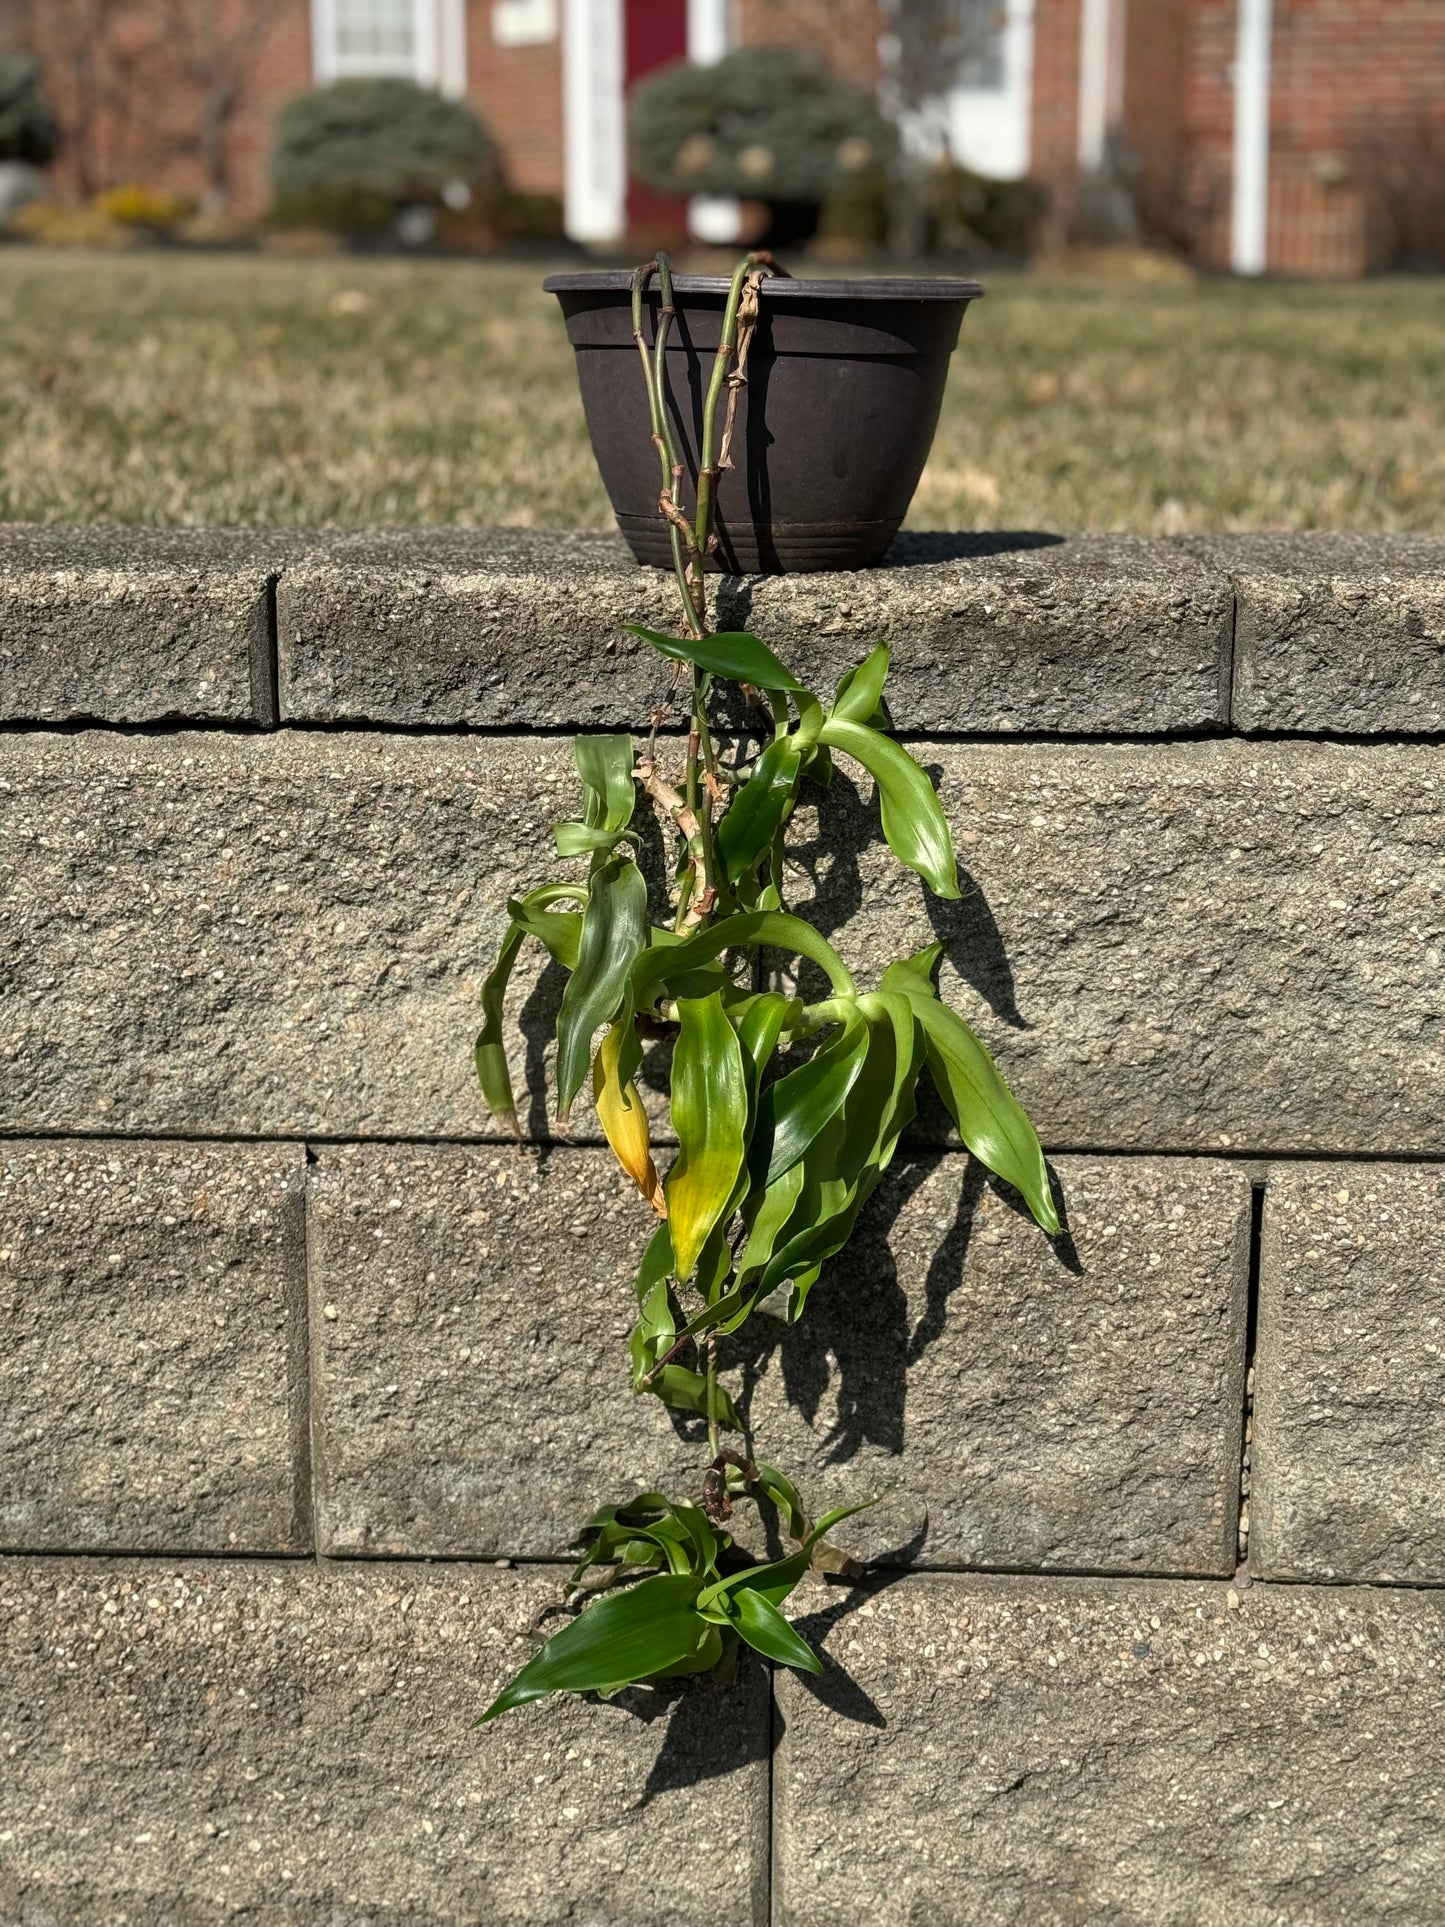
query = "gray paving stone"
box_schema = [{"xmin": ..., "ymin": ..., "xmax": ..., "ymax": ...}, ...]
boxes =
[
  {"xmin": 0, "ymin": 525, "xmax": 282, "ymax": 727},
  {"xmin": 308, "ymin": 1144, "xmax": 1247, "ymax": 1574},
  {"xmin": 0, "ymin": 1556, "xmax": 769, "ymax": 1925},
  {"xmin": 275, "ymin": 528, "xmax": 1231, "ymax": 733},
  {"xmin": 747, "ymin": 1154, "xmax": 1251, "ymax": 1575},
  {"xmin": 779, "ymin": 737, "xmax": 1445, "ymax": 1154},
  {"xmin": 774, "ymin": 1571, "xmax": 1445, "ymax": 1926},
  {"xmin": 0, "ymin": 1140, "xmax": 307, "ymax": 1554},
  {"xmin": 1195, "ymin": 533, "xmax": 1445, "ymax": 734},
  {"xmin": 1251, "ymin": 1162, "xmax": 1445, "ymax": 1585},
  {"xmin": 6, "ymin": 733, "xmax": 1445, "ymax": 1153},
  {"xmin": 308, "ymin": 1143, "xmax": 705, "ymax": 1559}
]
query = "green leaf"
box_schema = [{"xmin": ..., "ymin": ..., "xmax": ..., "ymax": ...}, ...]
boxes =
[
  {"xmin": 818, "ymin": 717, "xmax": 960, "ymax": 901},
  {"xmin": 758, "ymin": 1006, "xmax": 870, "ymax": 1187},
  {"xmin": 730, "ymin": 1589, "xmax": 822, "ymax": 1674},
  {"xmin": 479, "ymin": 1573, "xmax": 709, "ymax": 1721},
  {"xmin": 716, "ymin": 735, "xmax": 804, "ymax": 885},
  {"xmin": 475, "ymin": 884, "xmax": 588, "ymax": 1127},
  {"xmin": 829, "ymin": 643, "xmax": 891, "ymax": 728},
  {"xmin": 632, "ymin": 910, "xmax": 856, "ymax": 1006},
  {"xmin": 574, "ymin": 734, "xmax": 638, "ymax": 835},
  {"xmin": 645, "ymin": 1364, "xmax": 742, "ymax": 1432},
  {"xmin": 554, "ymin": 856, "xmax": 649, "ymax": 1122},
  {"xmin": 667, "ymin": 992, "xmax": 749, "ymax": 1279},
  {"xmin": 894, "ymin": 985, "xmax": 1059, "ymax": 1235},
  {"xmin": 625, "ymin": 623, "xmax": 805, "ymax": 692},
  {"xmin": 474, "ymin": 921, "xmax": 525, "ymax": 1127},
  {"xmin": 753, "ymin": 1461, "xmax": 809, "ymax": 1542},
  {"xmin": 880, "ymin": 941, "xmax": 946, "ymax": 1003},
  {"xmin": 507, "ymin": 890, "xmax": 587, "ymax": 972}
]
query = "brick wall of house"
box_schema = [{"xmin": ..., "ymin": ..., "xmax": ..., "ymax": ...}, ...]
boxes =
[
  {"xmin": 467, "ymin": 1, "xmax": 565, "ymax": 200},
  {"xmin": 1028, "ymin": 0, "xmax": 1082, "ymax": 239},
  {"xmin": 736, "ymin": 0, "xmax": 880, "ymax": 90}
]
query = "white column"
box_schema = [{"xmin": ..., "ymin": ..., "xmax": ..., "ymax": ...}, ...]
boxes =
[
  {"xmin": 437, "ymin": 0, "xmax": 468, "ymax": 97},
  {"xmin": 688, "ymin": 0, "xmax": 738, "ymax": 241},
  {"xmin": 687, "ymin": 0, "xmax": 730, "ymax": 65},
  {"xmin": 309, "ymin": 0, "xmax": 336, "ymax": 83},
  {"xmin": 1077, "ymin": 0, "xmax": 1112, "ymax": 169},
  {"xmin": 413, "ymin": 0, "xmax": 439, "ymax": 86},
  {"xmin": 1231, "ymin": 0, "xmax": 1274, "ymax": 275},
  {"xmin": 562, "ymin": 0, "xmax": 627, "ymax": 243}
]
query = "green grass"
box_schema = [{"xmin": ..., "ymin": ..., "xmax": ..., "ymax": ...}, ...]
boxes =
[{"xmin": 0, "ymin": 249, "xmax": 1439, "ymax": 531}]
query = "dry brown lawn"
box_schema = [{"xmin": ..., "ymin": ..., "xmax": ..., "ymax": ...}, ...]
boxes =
[{"xmin": 0, "ymin": 248, "xmax": 1439, "ymax": 533}]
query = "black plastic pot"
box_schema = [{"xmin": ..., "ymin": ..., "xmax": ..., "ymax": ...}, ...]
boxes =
[{"xmin": 544, "ymin": 272, "xmax": 981, "ymax": 574}]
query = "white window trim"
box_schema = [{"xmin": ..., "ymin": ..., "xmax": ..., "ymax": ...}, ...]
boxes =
[
  {"xmin": 942, "ymin": 0, "xmax": 1035, "ymax": 182},
  {"xmin": 562, "ymin": 0, "xmax": 626, "ymax": 243},
  {"xmin": 311, "ymin": 0, "xmax": 444, "ymax": 88}
]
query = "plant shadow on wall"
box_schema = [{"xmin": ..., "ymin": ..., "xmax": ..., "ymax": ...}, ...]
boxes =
[{"xmin": 472, "ymin": 253, "xmax": 1070, "ymax": 1742}]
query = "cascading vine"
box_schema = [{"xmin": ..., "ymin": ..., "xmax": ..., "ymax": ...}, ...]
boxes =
[{"xmin": 474, "ymin": 253, "xmax": 1059, "ymax": 1722}]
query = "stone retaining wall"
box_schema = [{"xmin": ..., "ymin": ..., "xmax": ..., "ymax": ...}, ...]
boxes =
[{"xmin": 2, "ymin": 527, "xmax": 1444, "ymax": 1924}]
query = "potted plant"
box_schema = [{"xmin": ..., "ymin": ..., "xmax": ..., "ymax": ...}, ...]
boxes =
[
  {"xmin": 476, "ymin": 254, "xmax": 1057, "ymax": 1721},
  {"xmin": 545, "ymin": 259, "xmax": 980, "ymax": 575}
]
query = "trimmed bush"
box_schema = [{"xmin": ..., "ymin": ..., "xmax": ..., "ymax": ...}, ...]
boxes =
[
  {"xmin": 0, "ymin": 56, "xmax": 59, "ymax": 166},
  {"xmin": 630, "ymin": 46, "xmax": 891, "ymax": 209},
  {"xmin": 929, "ymin": 164, "xmax": 1050, "ymax": 258},
  {"xmin": 269, "ymin": 79, "xmax": 501, "ymax": 229}
]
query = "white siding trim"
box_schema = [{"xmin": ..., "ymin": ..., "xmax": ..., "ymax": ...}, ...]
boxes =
[
  {"xmin": 562, "ymin": 0, "xmax": 626, "ymax": 243},
  {"xmin": 1232, "ymin": 0, "xmax": 1273, "ymax": 274},
  {"xmin": 438, "ymin": 0, "xmax": 468, "ymax": 95},
  {"xmin": 687, "ymin": 0, "xmax": 731, "ymax": 65}
]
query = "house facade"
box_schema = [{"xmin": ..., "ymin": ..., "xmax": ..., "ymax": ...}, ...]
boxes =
[{"xmin": 6, "ymin": 0, "xmax": 1443, "ymax": 275}]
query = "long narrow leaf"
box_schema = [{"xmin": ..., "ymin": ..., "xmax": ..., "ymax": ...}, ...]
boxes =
[
  {"xmin": 480, "ymin": 1574, "xmax": 708, "ymax": 1721},
  {"xmin": 554, "ymin": 856, "xmax": 648, "ymax": 1122},
  {"xmin": 819, "ymin": 717, "xmax": 960, "ymax": 901},
  {"xmin": 757, "ymin": 1006, "xmax": 869, "ymax": 1186},
  {"xmin": 829, "ymin": 643, "xmax": 891, "ymax": 728},
  {"xmin": 632, "ymin": 910, "xmax": 856, "ymax": 1006},
  {"xmin": 730, "ymin": 1590, "xmax": 821, "ymax": 1674},
  {"xmin": 898, "ymin": 990, "xmax": 1059, "ymax": 1235},
  {"xmin": 667, "ymin": 993, "xmax": 748, "ymax": 1279},
  {"xmin": 574, "ymin": 734, "xmax": 638, "ymax": 834},
  {"xmin": 625, "ymin": 624, "xmax": 804, "ymax": 692},
  {"xmin": 475, "ymin": 884, "xmax": 587, "ymax": 1127},
  {"xmin": 716, "ymin": 736, "xmax": 804, "ymax": 885}
]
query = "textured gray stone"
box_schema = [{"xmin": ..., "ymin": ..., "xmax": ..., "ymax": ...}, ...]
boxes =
[
  {"xmin": 747, "ymin": 1154, "xmax": 1251, "ymax": 1574},
  {"xmin": 1251, "ymin": 1161, "xmax": 1445, "ymax": 1585},
  {"xmin": 1196, "ymin": 533, "xmax": 1445, "ymax": 735},
  {"xmin": 780, "ymin": 738, "xmax": 1445, "ymax": 1154},
  {"xmin": 0, "ymin": 1140, "xmax": 307, "ymax": 1554},
  {"xmin": 308, "ymin": 1144, "xmax": 1247, "ymax": 1573},
  {"xmin": 0, "ymin": 1557, "xmax": 770, "ymax": 1925},
  {"xmin": 7, "ymin": 734, "xmax": 1445, "ymax": 1153},
  {"xmin": 774, "ymin": 1571, "xmax": 1445, "ymax": 1926},
  {"xmin": 275, "ymin": 528, "xmax": 1232, "ymax": 733},
  {"xmin": 309, "ymin": 1142, "xmax": 704, "ymax": 1558},
  {"xmin": 0, "ymin": 729, "xmax": 626, "ymax": 1141},
  {"xmin": 0, "ymin": 525, "xmax": 282, "ymax": 727}
]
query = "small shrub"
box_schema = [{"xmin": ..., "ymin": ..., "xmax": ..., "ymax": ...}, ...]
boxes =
[
  {"xmin": 816, "ymin": 168, "xmax": 891, "ymax": 254},
  {"xmin": 94, "ymin": 183, "xmax": 195, "ymax": 230},
  {"xmin": 0, "ymin": 56, "xmax": 59, "ymax": 167},
  {"xmin": 7, "ymin": 201, "xmax": 137, "ymax": 248},
  {"xmin": 631, "ymin": 46, "xmax": 892, "ymax": 219},
  {"xmin": 928, "ymin": 163, "xmax": 1050, "ymax": 258},
  {"xmin": 269, "ymin": 79, "xmax": 502, "ymax": 231}
]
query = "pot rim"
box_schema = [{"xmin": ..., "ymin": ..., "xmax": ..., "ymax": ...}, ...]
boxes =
[{"xmin": 543, "ymin": 271, "xmax": 983, "ymax": 303}]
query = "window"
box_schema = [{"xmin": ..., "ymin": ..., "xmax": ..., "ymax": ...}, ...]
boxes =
[
  {"xmin": 325, "ymin": 0, "xmax": 420, "ymax": 78},
  {"xmin": 954, "ymin": 0, "xmax": 1007, "ymax": 92},
  {"xmin": 493, "ymin": 0, "xmax": 557, "ymax": 47}
]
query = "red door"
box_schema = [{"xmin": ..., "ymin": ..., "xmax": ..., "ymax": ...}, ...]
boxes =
[{"xmin": 625, "ymin": 0, "xmax": 689, "ymax": 242}]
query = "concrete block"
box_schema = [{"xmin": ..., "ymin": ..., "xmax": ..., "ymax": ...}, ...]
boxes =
[
  {"xmin": 774, "ymin": 1571, "xmax": 1445, "ymax": 1925},
  {"xmin": 0, "ymin": 525, "xmax": 281, "ymax": 727},
  {"xmin": 0, "ymin": 1557, "xmax": 769, "ymax": 1925},
  {"xmin": 1251, "ymin": 1161, "xmax": 1445, "ymax": 1584},
  {"xmin": 308, "ymin": 1143, "xmax": 704, "ymax": 1559},
  {"xmin": 0, "ymin": 1140, "xmax": 307, "ymax": 1553},
  {"xmin": 780, "ymin": 737, "xmax": 1445, "ymax": 1155},
  {"xmin": 747, "ymin": 1154, "xmax": 1251, "ymax": 1574},
  {"xmin": 275, "ymin": 529, "xmax": 1232, "ymax": 734},
  {"xmin": 1200, "ymin": 533, "xmax": 1445, "ymax": 733}
]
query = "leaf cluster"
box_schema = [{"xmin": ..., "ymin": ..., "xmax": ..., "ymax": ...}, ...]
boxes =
[{"xmin": 475, "ymin": 623, "xmax": 1059, "ymax": 1713}]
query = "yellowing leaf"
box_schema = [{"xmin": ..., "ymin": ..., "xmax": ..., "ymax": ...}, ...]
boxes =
[{"xmin": 594, "ymin": 1018, "xmax": 666, "ymax": 1216}]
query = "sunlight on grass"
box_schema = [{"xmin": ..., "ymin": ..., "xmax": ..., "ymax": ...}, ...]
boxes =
[{"xmin": 0, "ymin": 251, "xmax": 1438, "ymax": 532}]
